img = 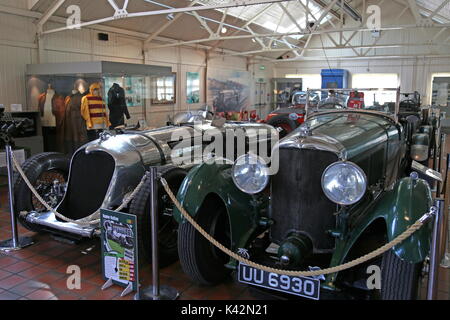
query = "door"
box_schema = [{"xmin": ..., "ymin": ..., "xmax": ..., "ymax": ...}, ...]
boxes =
[{"xmin": 255, "ymin": 82, "xmax": 268, "ymax": 120}]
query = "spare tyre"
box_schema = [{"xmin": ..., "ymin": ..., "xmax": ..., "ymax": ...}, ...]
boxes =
[
  {"xmin": 13, "ymin": 152, "xmax": 70, "ymax": 232},
  {"xmin": 267, "ymin": 114, "xmax": 298, "ymax": 139}
]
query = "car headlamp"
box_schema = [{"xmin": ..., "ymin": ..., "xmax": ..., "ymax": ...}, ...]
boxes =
[
  {"xmin": 321, "ymin": 161, "xmax": 367, "ymax": 206},
  {"xmin": 232, "ymin": 154, "xmax": 269, "ymax": 195}
]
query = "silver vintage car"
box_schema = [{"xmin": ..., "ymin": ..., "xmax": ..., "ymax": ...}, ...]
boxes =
[{"xmin": 14, "ymin": 116, "xmax": 274, "ymax": 266}]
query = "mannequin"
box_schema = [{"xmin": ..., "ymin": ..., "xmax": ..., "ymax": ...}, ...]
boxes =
[
  {"xmin": 42, "ymin": 84, "xmax": 56, "ymax": 127},
  {"xmin": 38, "ymin": 83, "xmax": 65, "ymax": 152},
  {"xmin": 108, "ymin": 83, "xmax": 131, "ymax": 129},
  {"xmin": 64, "ymin": 88, "xmax": 88, "ymax": 154},
  {"xmin": 77, "ymin": 81, "xmax": 87, "ymax": 95},
  {"xmin": 81, "ymin": 83, "xmax": 110, "ymax": 141}
]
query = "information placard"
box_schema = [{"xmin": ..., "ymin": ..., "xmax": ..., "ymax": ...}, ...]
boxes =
[{"xmin": 100, "ymin": 209, "xmax": 139, "ymax": 294}]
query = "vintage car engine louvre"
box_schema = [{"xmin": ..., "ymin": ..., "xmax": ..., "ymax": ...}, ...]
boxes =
[
  {"xmin": 270, "ymin": 148, "xmax": 338, "ymax": 253},
  {"xmin": 57, "ymin": 150, "xmax": 115, "ymax": 220}
]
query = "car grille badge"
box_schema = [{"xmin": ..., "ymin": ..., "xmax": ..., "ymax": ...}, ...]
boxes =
[
  {"xmin": 237, "ymin": 248, "xmax": 250, "ymax": 259},
  {"xmin": 308, "ymin": 266, "xmax": 326, "ymax": 281}
]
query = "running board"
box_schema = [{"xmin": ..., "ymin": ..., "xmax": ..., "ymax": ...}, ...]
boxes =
[{"xmin": 25, "ymin": 211, "xmax": 100, "ymax": 238}]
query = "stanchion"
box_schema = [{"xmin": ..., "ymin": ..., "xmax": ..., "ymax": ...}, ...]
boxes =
[
  {"xmin": 427, "ymin": 199, "xmax": 444, "ymax": 300},
  {"xmin": 0, "ymin": 144, "xmax": 34, "ymax": 251},
  {"xmin": 135, "ymin": 167, "xmax": 179, "ymax": 300}
]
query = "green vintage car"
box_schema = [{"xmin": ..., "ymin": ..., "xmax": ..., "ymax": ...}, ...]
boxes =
[{"xmin": 172, "ymin": 89, "xmax": 440, "ymax": 300}]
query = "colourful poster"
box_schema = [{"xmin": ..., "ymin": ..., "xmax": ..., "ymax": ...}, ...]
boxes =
[
  {"xmin": 101, "ymin": 209, "xmax": 139, "ymax": 292},
  {"xmin": 207, "ymin": 69, "xmax": 251, "ymax": 112}
]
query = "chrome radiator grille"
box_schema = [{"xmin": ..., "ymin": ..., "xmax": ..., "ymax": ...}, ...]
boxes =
[{"xmin": 270, "ymin": 148, "xmax": 338, "ymax": 252}]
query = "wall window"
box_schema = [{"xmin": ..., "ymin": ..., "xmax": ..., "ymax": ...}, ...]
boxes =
[
  {"xmin": 285, "ymin": 74, "xmax": 321, "ymax": 91},
  {"xmin": 186, "ymin": 72, "xmax": 200, "ymax": 104},
  {"xmin": 151, "ymin": 74, "xmax": 176, "ymax": 105},
  {"xmin": 352, "ymin": 73, "xmax": 399, "ymax": 106}
]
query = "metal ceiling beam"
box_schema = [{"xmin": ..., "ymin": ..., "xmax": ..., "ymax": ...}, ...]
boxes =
[
  {"xmin": 316, "ymin": 0, "xmax": 340, "ymax": 25},
  {"xmin": 428, "ymin": 0, "xmax": 450, "ymax": 20},
  {"xmin": 144, "ymin": 0, "xmax": 201, "ymax": 44},
  {"xmin": 416, "ymin": 4, "xmax": 450, "ymax": 24},
  {"xmin": 206, "ymin": 3, "xmax": 276, "ymax": 53},
  {"xmin": 271, "ymin": 53, "xmax": 450, "ymax": 62},
  {"xmin": 43, "ymin": 0, "xmax": 296, "ymax": 35},
  {"xmin": 216, "ymin": 8, "xmax": 228, "ymax": 35},
  {"xmin": 407, "ymin": 0, "xmax": 423, "ymax": 24},
  {"xmin": 27, "ymin": 0, "xmax": 42, "ymax": 10},
  {"xmin": 278, "ymin": 2, "xmax": 305, "ymax": 32},
  {"xmin": 192, "ymin": 11, "xmax": 215, "ymax": 36},
  {"xmin": 36, "ymin": 0, "xmax": 66, "ymax": 33},
  {"xmin": 309, "ymin": 0, "xmax": 340, "ymax": 19},
  {"xmin": 147, "ymin": 22, "xmax": 450, "ymax": 50},
  {"xmin": 268, "ymin": 5, "xmax": 287, "ymax": 47},
  {"xmin": 144, "ymin": 0, "xmax": 292, "ymax": 48},
  {"xmin": 0, "ymin": 3, "xmax": 262, "ymax": 60},
  {"xmin": 246, "ymin": 26, "xmax": 267, "ymax": 49},
  {"xmin": 222, "ymin": 42, "xmax": 450, "ymax": 56}
]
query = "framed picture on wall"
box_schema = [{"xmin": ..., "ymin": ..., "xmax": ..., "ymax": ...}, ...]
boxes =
[
  {"xmin": 186, "ymin": 72, "xmax": 200, "ymax": 104},
  {"xmin": 150, "ymin": 73, "xmax": 176, "ymax": 105}
]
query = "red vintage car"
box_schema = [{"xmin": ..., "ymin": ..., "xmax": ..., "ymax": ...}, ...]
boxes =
[
  {"xmin": 259, "ymin": 91, "xmax": 319, "ymax": 137},
  {"xmin": 262, "ymin": 90, "xmax": 365, "ymax": 137}
]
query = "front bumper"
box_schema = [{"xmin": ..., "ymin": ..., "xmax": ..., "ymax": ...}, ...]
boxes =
[{"xmin": 24, "ymin": 211, "xmax": 100, "ymax": 238}]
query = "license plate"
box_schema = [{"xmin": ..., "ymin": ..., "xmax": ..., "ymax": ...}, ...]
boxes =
[{"xmin": 238, "ymin": 263, "xmax": 320, "ymax": 300}]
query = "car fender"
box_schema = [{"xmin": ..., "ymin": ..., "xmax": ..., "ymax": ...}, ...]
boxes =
[
  {"xmin": 326, "ymin": 177, "xmax": 433, "ymax": 286},
  {"xmin": 173, "ymin": 162, "xmax": 266, "ymax": 250},
  {"xmin": 372, "ymin": 177, "xmax": 433, "ymax": 263},
  {"xmin": 336, "ymin": 177, "xmax": 432, "ymax": 267}
]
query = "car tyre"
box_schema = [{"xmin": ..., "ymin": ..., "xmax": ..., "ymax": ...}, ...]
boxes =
[
  {"xmin": 13, "ymin": 152, "xmax": 70, "ymax": 232},
  {"xmin": 380, "ymin": 250, "xmax": 423, "ymax": 300},
  {"xmin": 178, "ymin": 196, "xmax": 232, "ymax": 286},
  {"xmin": 129, "ymin": 166, "xmax": 187, "ymax": 268}
]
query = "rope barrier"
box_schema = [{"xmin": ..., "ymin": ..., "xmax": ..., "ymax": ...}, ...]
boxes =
[
  {"xmin": 11, "ymin": 152, "xmax": 147, "ymax": 226},
  {"xmin": 10, "ymin": 148, "xmax": 436, "ymax": 277},
  {"xmin": 161, "ymin": 177, "xmax": 435, "ymax": 277}
]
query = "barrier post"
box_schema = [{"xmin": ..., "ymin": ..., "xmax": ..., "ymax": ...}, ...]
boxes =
[
  {"xmin": 441, "ymin": 152, "xmax": 450, "ymax": 269},
  {"xmin": 427, "ymin": 199, "xmax": 444, "ymax": 300},
  {"xmin": 135, "ymin": 167, "xmax": 179, "ymax": 300},
  {"xmin": 0, "ymin": 144, "xmax": 34, "ymax": 251}
]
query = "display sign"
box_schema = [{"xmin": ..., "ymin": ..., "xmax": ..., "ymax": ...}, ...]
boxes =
[
  {"xmin": 238, "ymin": 263, "xmax": 320, "ymax": 300},
  {"xmin": 100, "ymin": 209, "xmax": 139, "ymax": 296}
]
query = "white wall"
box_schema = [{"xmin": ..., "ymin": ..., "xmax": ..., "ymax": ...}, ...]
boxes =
[
  {"xmin": 274, "ymin": 56, "xmax": 450, "ymax": 105},
  {"xmin": 0, "ymin": 3, "xmax": 274, "ymax": 127}
]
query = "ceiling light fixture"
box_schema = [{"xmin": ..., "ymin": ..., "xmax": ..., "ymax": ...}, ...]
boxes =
[{"xmin": 221, "ymin": 27, "xmax": 227, "ymax": 34}]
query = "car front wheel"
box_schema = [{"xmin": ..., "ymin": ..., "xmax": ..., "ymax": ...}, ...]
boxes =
[
  {"xmin": 380, "ymin": 250, "xmax": 423, "ymax": 300},
  {"xmin": 178, "ymin": 196, "xmax": 232, "ymax": 286},
  {"xmin": 13, "ymin": 152, "xmax": 70, "ymax": 232}
]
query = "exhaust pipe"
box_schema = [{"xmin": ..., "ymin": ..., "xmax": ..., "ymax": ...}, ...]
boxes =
[{"xmin": 25, "ymin": 211, "xmax": 98, "ymax": 238}]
